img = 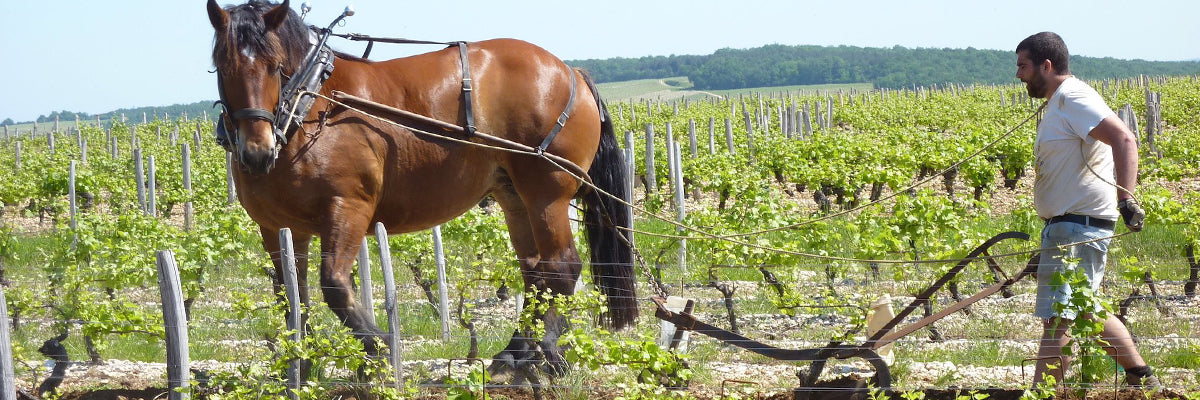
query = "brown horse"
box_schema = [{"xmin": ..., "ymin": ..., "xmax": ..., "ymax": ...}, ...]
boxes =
[{"xmin": 207, "ymin": 0, "xmax": 635, "ymax": 377}]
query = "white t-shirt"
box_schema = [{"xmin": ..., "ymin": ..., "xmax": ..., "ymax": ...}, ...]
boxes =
[{"xmin": 1033, "ymin": 76, "xmax": 1119, "ymax": 221}]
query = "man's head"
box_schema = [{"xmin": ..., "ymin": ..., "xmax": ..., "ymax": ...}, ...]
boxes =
[{"xmin": 1016, "ymin": 32, "xmax": 1070, "ymax": 98}]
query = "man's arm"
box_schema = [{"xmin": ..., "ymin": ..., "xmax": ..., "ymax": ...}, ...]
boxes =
[
  {"xmin": 1090, "ymin": 115, "xmax": 1144, "ymax": 231},
  {"xmin": 1089, "ymin": 115, "xmax": 1139, "ymax": 200}
]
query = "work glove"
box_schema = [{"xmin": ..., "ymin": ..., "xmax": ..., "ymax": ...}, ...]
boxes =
[{"xmin": 1118, "ymin": 198, "xmax": 1145, "ymax": 232}]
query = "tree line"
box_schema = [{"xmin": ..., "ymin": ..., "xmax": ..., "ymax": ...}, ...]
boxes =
[
  {"xmin": 5, "ymin": 101, "xmax": 216, "ymax": 127},
  {"xmin": 567, "ymin": 44, "xmax": 1200, "ymax": 90}
]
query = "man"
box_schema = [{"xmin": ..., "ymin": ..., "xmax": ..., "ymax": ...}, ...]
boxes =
[{"xmin": 1015, "ymin": 32, "xmax": 1158, "ymax": 388}]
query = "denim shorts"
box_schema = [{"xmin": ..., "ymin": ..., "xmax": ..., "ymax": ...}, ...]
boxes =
[{"xmin": 1034, "ymin": 221, "xmax": 1113, "ymax": 320}]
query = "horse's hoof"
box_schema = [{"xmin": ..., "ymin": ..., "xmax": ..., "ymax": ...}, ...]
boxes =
[{"xmin": 486, "ymin": 353, "xmax": 517, "ymax": 383}]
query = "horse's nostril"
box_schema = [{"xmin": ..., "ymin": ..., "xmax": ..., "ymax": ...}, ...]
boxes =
[{"xmin": 240, "ymin": 148, "xmax": 276, "ymax": 174}]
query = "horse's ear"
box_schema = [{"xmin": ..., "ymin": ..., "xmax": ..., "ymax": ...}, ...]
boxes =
[
  {"xmin": 263, "ymin": 0, "xmax": 290, "ymax": 31},
  {"xmin": 207, "ymin": 0, "xmax": 229, "ymax": 31}
]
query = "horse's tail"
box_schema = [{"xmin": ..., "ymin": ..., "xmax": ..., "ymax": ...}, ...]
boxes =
[{"xmin": 578, "ymin": 68, "xmax": 638, "ymax": 329}]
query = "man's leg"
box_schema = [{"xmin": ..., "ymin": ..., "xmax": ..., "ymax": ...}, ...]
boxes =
[
  {"xmin": 1100, "ymin": 314, "xmax": 1146, "ymax": 368},
  {"xmin": 1033, "ymin": 317, "xmax": 1071, "ymax": 385},
  {"xmin": 1100, "ymin": 314, "xmax": 1160, "ymax": 387}
]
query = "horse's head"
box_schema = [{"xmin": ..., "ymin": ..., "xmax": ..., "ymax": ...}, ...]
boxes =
[{"xmin": 208, "ymin": 0, "xmax": 308, "ymax": 174}]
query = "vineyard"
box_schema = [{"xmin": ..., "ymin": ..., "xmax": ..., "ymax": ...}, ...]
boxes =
[{"xmin": 1, "ymin": 75, "xmax": 1200, "ymax": 400}]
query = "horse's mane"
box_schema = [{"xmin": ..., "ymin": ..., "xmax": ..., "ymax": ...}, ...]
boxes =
[{"xmin": 212, "ymin": 0, "xmax": 311, "ymax": 75}]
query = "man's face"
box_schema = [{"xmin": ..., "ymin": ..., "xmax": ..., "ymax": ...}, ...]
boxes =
[{"xmin": 1016, "ymin": 50, "xmax": 1048, "ymax": 98}]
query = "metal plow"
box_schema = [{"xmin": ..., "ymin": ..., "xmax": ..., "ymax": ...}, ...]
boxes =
[{"xmin": 653, "ymin": 231, "xmax": 1040, "ymax": 400}]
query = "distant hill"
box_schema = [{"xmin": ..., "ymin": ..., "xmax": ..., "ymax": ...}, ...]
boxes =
[
  {"xmin": 568, "ymin": 44, "xmax": 1200, "ymax": 90},
  {"xmin": 7, "ymin": 44, "xmax": 1197, "ymax": 127}
]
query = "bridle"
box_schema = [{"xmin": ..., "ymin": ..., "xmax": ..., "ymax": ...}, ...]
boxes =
[
  {"xmin": 213, "ymin": 71, "xmax": 281, "ymax": 153},
  {"xmin": 212, "ymin": 6, "xmax": 351, "ymax": 164}
]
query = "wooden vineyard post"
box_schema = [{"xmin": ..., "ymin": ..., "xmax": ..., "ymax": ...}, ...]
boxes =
[
  {"xmin": 0, "ymin": 283, "xmax": 16, "ymax": 400},
  {"xmin": 742, "ymin": 110, "xmax": 753, "ymax": 140},
  {"xmin": 742, "ymin": 111, "xmax": 756, "ymax": 161},
  {"xmin": 68, "ymin": 161, "xmax": 77, "ymax": 230},
  {"xmin": 357, "ymin": 237, "xmax": 376, "ymax": 326},
  {"xmin": 135, "ymin": 149, "xmax": 147, "ymax": 213},
  {"xmin": 826, "ymin": 99, "xmax": 834, "ymax": 131},
  {"xmin": 13, "ymin": 141, "xmax": 19, "ymax": 173},
  {"xmin": 156, "ymin": 250, "xmax": 191, "ymax": 400},
  {"xmin": 1144, "ymin": 90, "xmax": 1164, "ymax": 158},
  {"xmin": 194, "ymin": 122, "xmax": 202, "ymax": 150},
  {"xmin": 802, "ymin": 103, "xmax": 813, "ymax": 137},
  {"xmin": 182, "ymin": 144, "xmax": 194, "ymax": 230},
  {"xmin": 623, "ymin": 130, "xmax": 636, "ymax": 212},
  {"xmin": 622, "ymin": 136, "xmax": 636, "ymax": 248},
  {"xmin": 278, "ymin": 228, "xmax": 303, "ymax": 398},
  {"xmin": 432, "ymin": 226, "xmax": 451, "ymax": 341},
  {"xmin": 147, "ymin": 155, "xmax": 157, "ymax": 218},
  {"xmin": 687, "ymin": 119, "xmax": 697, "ymax": 156},
  {"xmin": 670, "ymin": 141, "xmax": 687, "ymax": 274},
  {"xmin": 665, "ymin": 123, "xmax": 676, "ymax": 203},
  {"xmin": 644, "ymin": 123, "xmax": 656, "ymax": 193},
  {"xmin": 374, "ymin": 222, "xmax": 404, "ymax": 388},
  {"xmin": 724, "ymin": 118, "xmax": 734, "ymax": 153},
  {"xmin": 624, "ymin": 130, "xmax": 635, "ymax": 160},
  {"xmin": 1119, "ymin": 104, "xmax": 1139, "ymax": 139},
  {"xmin": 226, "ymin": 153, "xmax": 237, "ymax": 205}
]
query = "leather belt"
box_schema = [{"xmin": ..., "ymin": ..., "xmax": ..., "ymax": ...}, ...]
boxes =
[{"xmin": 1045, "ymin": 214, "xmax": 1115, "ymax": 230}]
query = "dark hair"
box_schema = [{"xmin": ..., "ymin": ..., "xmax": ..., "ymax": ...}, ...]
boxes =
[
  {"xmin": 212, "ymin": 0, "xmax": 310, "ymax": 75},
  {"xmin": 1016, "ymin": 32, "xmax": 1070, "ymax": 75}
]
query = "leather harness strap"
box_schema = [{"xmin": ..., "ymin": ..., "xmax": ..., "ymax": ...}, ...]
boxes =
[
  {"xmin": 457, "ymin": 42, "xmax": 477, "ymax": 137},
  {"xmin": 232, "ymin": 108, "xmax": 276, "ymax": 122},
  {"xmin": 455, "ymin": 41, "xmax": 576, "ymax": 153},
  {"xmin": 536, "ymin": 65, "xmax": 577, "ymax": 154}
]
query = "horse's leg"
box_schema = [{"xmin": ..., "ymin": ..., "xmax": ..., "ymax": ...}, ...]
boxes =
[
  {"xmin": 488, "ymin": 183, "xmax": 581, "ymax": 379},
  {"xmin": 486, "ymin": 189, "xmax": 542, "ymax": 381},
  {"xmin": 317, "ymin": 214, "xmax": 386, "ymax": 356}
]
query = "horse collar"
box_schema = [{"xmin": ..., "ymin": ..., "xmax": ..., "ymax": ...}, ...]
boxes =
[{"xmin": 273, "ymin": 40, "xmax": 336, "ymax": 148}]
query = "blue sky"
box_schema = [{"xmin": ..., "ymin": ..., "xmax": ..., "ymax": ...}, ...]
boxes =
[{"xmin": 1, "ymin": 0, "xmax": 1197, "ymax": 123}]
